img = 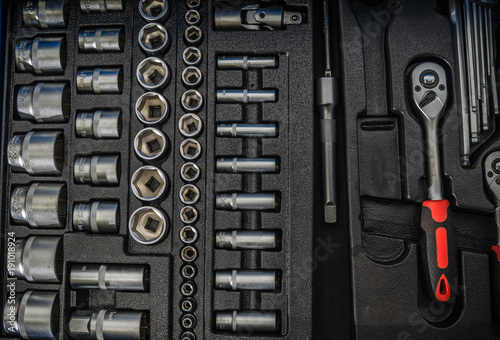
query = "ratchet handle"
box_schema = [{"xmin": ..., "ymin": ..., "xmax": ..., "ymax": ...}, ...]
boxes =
[
  {"xmin": 420, "ymin": 199, "xmax": 457, "ymax": 302},
  {"xmin": 491, "ymin": 246, "xmax": 500, "ymax": 322}
]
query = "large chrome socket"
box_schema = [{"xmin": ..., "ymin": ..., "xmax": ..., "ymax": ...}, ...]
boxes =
[
  {"xmin": 70, "ymin": 264, "xmax": 147, "ymax": 291},
  {"xmin": 74, "ymin": 155, "xmax": 120, "ymax": 185},
  {"xmin": 139, "ymin": 0, "xmax": 169, "ymax": 21},
  {"xmin": 76, "ymin": 110, "xmax": 121, "ymax": 139},
  {"xmin": 73, "ymin": 201, "xmax": 119, "ymax": 233},
  {"xmin": 138, "ymin": 23, "xmax": 170, "ymax": 55},
  {"xmin": 78, "ymin": 27, "xmax": 124, "ymax": 52},
  {"xmin": 16, "ymin": 37, "xmax": 66, "ymax": 75},
  {"xmin": 23, "ymin": 0, "xmax": 68, "ymax": 28},
  {"xmin": 80, "ymin": 0, "xmax": 123, "ymax": 13},
  {"xmin": 17, "ymin": 83, "xmax": 70, "ymax": 123},
  {"xmin": 129, "ymin": 206, "xmax": 169, "ymax": 245},
  {"xmin": 137, "ymin": 57, "xmax": 170, "ymax": 90},
  {"xmin": 135, "ymin": 92, "xmax": 170, "ymax": 125},
  {"xmin": 77, "ymin": 67, "xmax": 123, "ymax": 94}
]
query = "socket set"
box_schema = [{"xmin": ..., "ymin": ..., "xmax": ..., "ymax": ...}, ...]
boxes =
[{"xmin": 0, "ymin": 0, "xmax": 314, "ymax": 339}]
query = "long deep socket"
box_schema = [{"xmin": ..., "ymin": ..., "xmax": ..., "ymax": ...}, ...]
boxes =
[
  {"xmin": 79, "ymin": 28, "xmax": 124, "ymax": 52},
  {"xmin": 215, "ymin": 311, "xmax": 278, "ymax": 333},
  {"xmin": 215, "ymin": 270, "xmax": 278, "ymax": 291},
  {"xmin": 16, "ymin": 37, "xmax": 66, "ymax": 75},
  {"xmin": 11, "ymin": 236, "xmax": 62, "ymax": 283},
  {"xmin": 17, "ymin": 83, "xmax": 70, "ymax": 123},
  {"xmin": 74, "ymin": 155, "xmax": 120, "ymax": 185},
  {"xmin": 76, "ymin": 110, "xmax": 121, "ymax": 139},
  {"xmin": 217, "ymin": 56, "xmax": 277, "ymax": 69},
  {"xmin": 77, "ymin": 68, "xmax": 123, "ymax": 94},
  {"xmin": 217, "ymin": 89, "xmax": 276, "ymax": 103},
  {"xmin": 73, "ymin": 201, "xmax": 119, "ymax": 233},
  {"xmin": 80, "ymin": 0, "xmax": 123, "ymax": 13},
  {"xmin": 216, "ymin": 193, "xmax": 278, "ymax": 211},
  {"xmin": 216, "ymin": 158, "xmax": 278, "ymax": 173},
  {"xmin": 217, "ymin": 123, "xmax": 277, "ymax": 137},
  {"xmin": 10, "ymin": 183, "xmax": 66, "ymax": 228},
  {"xmin": 8, "ymin": 131, "xmax": 63, "ymax": 175},
  {"xmin": 23, "ymin": 0, "xmax": 68, "ymax": 28},
  {"xmin": 216, "ymin": 230, "xmax": 279, "ymax": 250},
  {"xmin": 70, "ymin": 264, "xmax": 147, "ymax": 291}
]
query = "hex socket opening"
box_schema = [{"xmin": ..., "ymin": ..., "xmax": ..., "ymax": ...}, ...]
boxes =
[
  {"xmin": 139, "ymin": 23, "xmax": 169, "ymax": 53},
  {"xmin": 184, "ymin": 26, "xmax": 202, "ymax": 45},
  {"xmin": 183, "ymin": 47, "xmax": 202, "ymax": 66},
  {"xmin": 179, "ymin": 184, "xmax": 200, "ymax": 205},
  {"xmin": 181, "ymin": 281, "xmax": 196, "ymax": 296},
  {"xmin": 180, "ymin": 162, "xmax": 200, "ymax": 182},
  {"xmin": 135, "ymin": 92, "xmax": 169, "ymax": 125},
  {"xmin": 129, "ymin": 206, "xmax": 168, "ymax": 245},
  {"xmin": 185, "ymin": 10, "xmax": 200, "ymax": 25},
  {"xmin": 182, "ymin": 67, "xmax": 202, "ymax": 88},
  {"xmin": 180, "ymin": 139, "xmax": 202, "ymax": 160},
  {"xmin": 179, "ymin": 114, "xmax": 203, "ymax": 138},
  {"xmin": 139, "ymin": 0, "xmax": 168, "ymax": 21},
  {"xmin": 181, "ymin": 246, "xmax": 197, "ymax": 262},
  {"xmin": 181, "ymin": 315, "xmax": 196, "ymax": 329},
  {"xmin": 186, "ymin": 0, "xmax": 200, "ymax": 9},
  {"xmin": 134, "ymin": 128, "xmax": 167, "ymax": 161},
  {"xmin": 181, "ymin": 265, "xmax": 197, "ymax": 279},
  {"xmin": 180, "ymin": 226, "xmax": 198, "ymax": 244},
  {"xmin": 181, "ymin": 90, "xmax": 203, "ymax": 112},
  {"xmin": 131, "ymin": 166, "xmax": 168, "ymax": 201},
  {"xmin": 181, "ymin": 297, "xmax": 196, "ymax": 312},
  {"xmin": 137, "ymin": 57, "xmax": 170, "ymax": 90},
  {"xmin": 180, "ymin": 206, "xmax": 198, "ymax": 224}
]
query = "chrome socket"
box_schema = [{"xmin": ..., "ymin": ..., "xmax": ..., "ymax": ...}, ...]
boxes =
[
  {"xmin": 180, "ymin": 226, "xmax": 198, "ymax": 244},
  {"xmin": 181, "ymin": 297, "xmax": 197, "ymax": 312},
  {"xmin": 78, "ymin": 27, "xmax": 124, "ymax": 52},
  {"xmin": 186, "ymin": 0, "xmax": 200, "ymax": 9},
  {"xmin": 139, "ymin": 23, "xmax": 170, "ymax": 54},
  {"xmin": 216, "ymin": 157, "xmax": 278, "ymax": 173},
  {"xmin": 136, "ymin": 92, "xmax": 170, "ymax": 125},
  {"xmin": 74, "ymin": 155, "xmax": 120, "ymax": 185},
  {"xmin": 181, "ymin": 332, "xmax": 196, "ymax": 340},
  {"xmin": 181, "ymin": 89, "xmax": 203, "ymax": 112},
  {"xmin": 10, "ymin": 183, "xmax": 66, "ymax": 228},
  {"xmin": 185, "ymin": 9, "xmax": 201, "ymax": 26},
  {"xmin": 3, "ymin": 291, "xmax": 59, "ymax": 340},
  {"xmin": 180, "ymin": 139, "xmax": 202, "ymax": 160},
  {"xmin": 181, "ymin": 264, "xmax": 197, "ymax": 279},
  {"xmin": 216, "ymin": 123, "xmax": 277, "ymax": 138},
  {"xmin": 181, "ymin": 281, "xmax": 196, "ymax": 296},
  {"xmin": 131, "ymin": 166, "xmax": 168, "ymax": 201},
  {"xmin": 10, "ymin": 236, "xmax": 62, "ymax": 283},
  {"xmin": 180, "ymin": 184, "xmax": 200, "ymax": 205},
  {"xmin": 17, "ymin": 83, "xmax": 70, "ymax": 123},
  {"xmin": 216, "ymin": 193, "xmax": 278, "ymax": 211},
  {"xmin": 217, "ymin": 89, "xmax": 277, "ymax": 103},
  {"xmin": 215, "ymin": 270, "xmax": 278, "ymax": 291},
  {"xmin": 179, "ymin": 113, "xmax": 203, "ymax": 138},
  {"xmin": 73, "ymin": 201, "xmax": 119, "ymax": 233},
  {"xmin": 181, "ymin": 314, "xmax": 197, "ymax": 329},
  {"xmin": 215, "ymin": 310, "xmax": 278, "ymax": 333},
  {"xmin": 69, "ymin": 310, "xmax": 147, "ymax": 340},
  {"xmin": 183, "ymin": 47, "xmax": 202, "ymax": 66},
  {"xmin": 217, "ymin": 56, "xmax": 277, "ymax": 70},
  {"xmin": 8, "ymin": 131, "xmax": 64, "ymax": 175},
  {"xmin": 180, "ymin": 162, "xmax": 201, "ymax": 182},
  {"xmin": 80, "ymin": 0, "xmax": 123, "ymax": 13},
  {"xmin": 129, "ymin": 206, "xmax": 169, "ymax": 245},
  {"xmin": 181, "ymin": 246, "xmax": 197, "ymax": 263},
  {"xmin": 70, "ymin": 264, "xmax": 148, "ymax": 291},
  {"xmin": 16, "ymin": 37, "xmax": 65, "ymax": 75},
  {"xmin": 180, "ymin": 206, "xmax": 198, "ymax": 224},
  {"xmin": 23, "ymin": 0, "xmax": 68, "ymax": 28},
  {"xmin": 184, "ymin": 26, "xmax": 203, "ymax": 45},
  {"xmin": 76, "ymin": 110, "xmax": 121, "ymax": 139},
  {"xmin": 139, "ymin": 0, "xmax": 169, "ymax": 21},
  {"xmin": 77, "ymin": 67, "xmax": 123, "ymax": 94},
  {"xmin": 134, "ymin": 127, "xmax": 168, "ymax": 161},
  {"xmin": 182, "ymin": 67, "xmax": 202, "ymax": 88},
  {"xmin": 216, "ymin": 230, "xmax": 279, "ymax": 250},
  {"xmin": 137, "ymin": 57, "xmax": 170, "ymax": 90}
]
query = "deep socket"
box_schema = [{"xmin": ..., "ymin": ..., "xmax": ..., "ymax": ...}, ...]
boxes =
[
  {"xmin": 79, "ymin": 28, "xmax": 124, "ymax": 52},
  {"xmin": 77, "ymin": 67, "xmax": 123, "ymax": 94},
  {"xmin": 216, "ymin": 193, "xmax": 278, "ymax": 211},
  {"xmin": 16, "ymin": 37, "xmax": 66, "ymax": 75},
  {"xmin": 74, "ymin": 155, "xmax": 120, "ymax": 185},
  {"xmin": 217, "ymin": 89, "xmax": 276, "ymax": 103},
  {"xmin": 10, "ymin": 183, "xmax": 66, "ymax": 228},
  {"xmin": 11, "ymin": 236, "xmax": 62, "ymax": 283},
  {"xmin": 217, "ymin": 56, "xmax": 277, "ymax": 69},
  {"xmin": 17, "ymin": 83, "xmax": 70, "ymax": 123},
  {"xmin": 80, "ymin": 0, "xmax": 123, "ymax": 13},
  {"xmin": 216, "ymin": 157, "xmax": 278, "ymax": 173},
  {"xmin": 76, "ymin": 110, "xmax": 121, "ymax": 139},
  {"xmin": 8, "ymin": 131, "xmax": 63, "ymax": 175},
  {"xmin": 216, "ymin": 230, "xmax": 279, "ymax": 250},
  {"xmin": 73, "ymin": 201, "xmax": 119, "ymax": 233},
  {"xmin": 216, "ymin": 123, "xmax": 277, "ymax": 137},
  {"xmin": 70, "ymin": 264, "xmax": 147, "ymax": 291},
  {"xmin": 215, "ymin": 270, "xmax": 278, "ymax": 291},
  {"xmin": 215, "ymin": 310, "xmax": 278, "ymax": 333},
  {"xmin": 23, "ymin": 0, "xmax": 68, "ymax": 28}
]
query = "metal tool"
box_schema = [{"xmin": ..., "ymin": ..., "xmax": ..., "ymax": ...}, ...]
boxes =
[
  {"xmin": 10, "ymin": 236, "xmax": 62, "ymax": 283},
  {"xmin": 181, "ymin": 332, "xmax": 196, "ymax": 340},
  {"xmin": 8, "ymin": 131, "xmax": 63, "ymax": 175},
  {"xmin": 217, "ymin": 123, "xmax": 277, "ymax": 137},
  {"xmin": 179, "ymin": 114, "xmax": 203, "ymax": 138},
  {"xmin": 134, "ymin": 127, "xmax": 168, "ymax": 161},
  {"xmin": 180, "ymin": 162, "xmax": 201, "ymax": 182},
  {"xmin": 73, "ymin": 201, "xmax": 119, "ymax": 233},
  {"xmin": 181, "ymin": 297, "xmax": 197, "ymax": 312},
  {"xmin": 180, "ymin": 139, "xmax": 202, "ymax": 160},
  {"xmin": 70, "ymin": 264, "xmax": 147, "ymax": 291},
  {"xmin": 410, "ymin": 62, "xmax": 457, "ymax": 303},
  {"xmin": 68, "ymin": 310, "xmax": 147, "ymax": 340},
  {"xmin": 478, "ymin": 6, "xmax": 489, "ymax": 131},
  {"xmin": 182, "ymin": 67, "xmax": 203, "ymax": 88},
  {"xmin": 216, "ymin": 230, "xmax": 278, "ymax": 250},
  {"xmin": 131, "ymin": 166, "xmax": 168, "ymax": 201},
  {"xmin": 138, "ymin": 23, "xmax": 170, "ymax": 55},
  {"xmin": 464, "ymin": 0, "xmax": 480, "ymax": 143},
  {"xmin": 139, "ymin": 0, "xmax": 169, "ymax": 21},
  {"xmin": 80, "ymin": 0, "xmax": 123, "ymax": 13},
  {"xmin": 3, "ymin": 291, "xmax": 59, "ymax": 340},
  {"xmin": 215, "ymin": 310, "xmax": 278, "ymax": 333},
  {"xmin": 181, "ymin": 246, "xmax": 198, "ymax": 262},
  {"xmin": 214, "ymin": 1, "xmax": 302, "ymax": 30},
  {"xmin": 16, "ymin": 37, "xmax": 65, "ymax": 75},
  {"xmin": 76, "ymin": 110, "xmax": 121, "ymax": 139},
  {"xmin": 487, "ymin": 8, "xmax": 499, "ymax": 115},
  {"xmin": 185, "ymin": 9, "xmax": 201, "ymax": 26},
  {"xmin": 217, "ymin": 56, "xmax": 277, "ymax": 70},
  {"xmin": 217, "ymin": 89, "xmax": 276, "ymax": 103},
  {"xmin": 187, "ymin": 0, "xmax": 200, "ymax": 9},
  {"xmin": 216, "ymin": 157, "xmax": 278, "ymax": 173},
  {"xmin": 215, "ymin": 270, "xmax": 278, "ymax": 291},
  {"xmin": 216, "ymin": 193, "xmax": 278, "ymax": 211},
  {"xmin": 181, "ymin": 90, "xmax": 203, "ymax": 112},
  {"xmin": 77, "ymin": 67, "xmax": 123, "ymax": 94},
  {"xmin": 180, "ymin": 184, "xmax": 201, "ymax": 205},
  {"xmin": 181, "ymin": 281, "xmax": 196, "ymax": 296},
  {"xmin": 129, "ymin": 206, "xmax": 169, "ymax": 245},
  {"xmin": 181, "ymin": 265, "xmax": 197, "ymax": 280},
  {"xmin": 79, "ymin": 28, "xmax": 124, "ymax": 52},
  {"xmin": 181, "ymin": 314, "xmax": 196, "ymax": 329},
  {"xmin": 136, "ymin": 92, "xmax": 170, "ymax": 125},
  {"xmin": 180, "ymin": 206, "xmax": 199, "ymax": 224},
  {"xmin": 17, "ymin": 83, "xmax": 70, "ymax": 123},
  {"xmin": 185, "ymin": 26, "xmax": 203, "ymax": 45},
  {"xmin": 180, "ymin": 226, "xmax": 198, "ymax": 244},
  {"xmin": 183, "ymin": 47, "xmax": 202, "ymax": 66},
  {"xmin": 74, "ymin": 155, "xmax": 120, "ymax": 185},
  {"xmin": 23, "ymin": 0, "xmax": 68, "ymax": 28},
  {"xmin": 10, "ymin": 183, "xmax": 66, "ymax": 228},
  {"xmin": 137, "ymin": 57, "xmax": 170, "ymax": 90}
]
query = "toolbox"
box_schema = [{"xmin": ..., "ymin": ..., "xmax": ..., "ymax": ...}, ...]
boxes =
[{"xmin": 1, "ymin": 0, "xmax": 500, "ymax": 339}]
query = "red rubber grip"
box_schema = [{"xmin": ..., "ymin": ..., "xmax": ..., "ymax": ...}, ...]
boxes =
[
  {"xmin": 492, "ymin": 245, "xmax": 500, "ymax": 263},
  {"xmin": 422, "ymin": 200, "xmax": 449, "ymax": 223},
  {"xmin": 436, "ymin": 273, "xmax": 451, "ymax": 302}
]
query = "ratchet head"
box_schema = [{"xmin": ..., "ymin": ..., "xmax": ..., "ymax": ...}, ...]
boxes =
[{"xmin": 484, "ymin": 152, "xmax": 500, "ymax": 236}]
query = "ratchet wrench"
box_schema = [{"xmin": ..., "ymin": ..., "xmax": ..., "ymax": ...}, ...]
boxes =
[{"xmin": 410, "ymin": 62, "xmax": 458, "ymax": 303}]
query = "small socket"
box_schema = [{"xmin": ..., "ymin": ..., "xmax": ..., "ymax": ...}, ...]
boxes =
[
  {"xmin": 181, "ymin": 281, "xmax": 196, "ymax": 296},
  {"xmin": 129, "ymin": 206, "xmax": 168, "ymax": 245},
  {"xmin": 181, "ymin": 332, "xmax": 196, "ymax": 340},
  {"xmin": 183, "ymin": 47, "xmax": 202, "ymax": 66},
  {"xmin": 181, "ymin": 90, "xmax": 203, "ymax": 112},
  {"xmin": 182, "ymin": 67, "xmax": 202, "ymax": 88},
  {"xmin": 137, "ymin": 57, "xmax": 170, "ymax": 90},
  {"xmin": 135, "ymin": 92, "xmax": 169, "ymax": 125},
  {"xmin": 180, "ymin": 162, "xmax": 201, "ymax": 182},
  {"xmin": 180, "ymin": 139, "xmax": 202, "ymax": 160},
  {"xmin": 184, "ymin": 26, "xmax": 202, "ymax": 45},
  {"xmin": 181, "ymin": 265, "xmax": 197, "ymax": 280},
  {"xmin": 139, "ymin": 23, "xmax": 170, "ymax": 54},
  {"xmin": 134, "ymin": 127, "xmax": 168, "ymax": 161},
  {"xmin": 185, "ymin": 9, "xmax": 200, "ymax": 26},
  {"xmin": 181, "ymin": 314, "xmax": 197, "ymax": 329},
  {"xmin": 179, "ymin": 114, "xmax": 203, "ymax": 138},
  {"xmin": 181, "ymin": 297, "xmax": 197, "ymax": 312},
  {"xmin": 186, "ymin": 0, "xmax": 200, "ymax": 9},
  {"xmin": 180, "ymin": 206, "xmax": 198, "ymax": 224},
  {"xmin": 131, "ymin": 166, "xmax": 168, "ymax": 201},
  {"xmin": 179, "ymin": 184, "xmax": 200, "ymax": 205},
  {"xmin": 180, "ymin": 226, "xmax": 198, "ymax": 244},
  {"xmin": 139, "ymin": 0, "xmax": 169, "ymax": 21},
  {"xmin": 181, "ymin": 246, "xmax": 198, "ymax": 263}
]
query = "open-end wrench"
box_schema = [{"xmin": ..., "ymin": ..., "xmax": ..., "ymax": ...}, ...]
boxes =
[{"xmin": 410, "ymin": 62, "xmax": 458, "ymax": 303}]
